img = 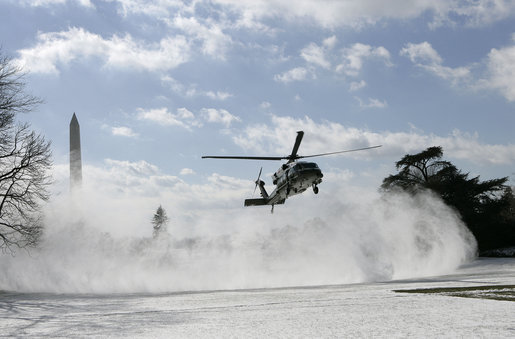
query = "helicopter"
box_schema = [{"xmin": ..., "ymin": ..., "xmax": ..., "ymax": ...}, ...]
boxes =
[{"xmin": 202, "ymin": 131, "xmax": 381, "ymax": 212}]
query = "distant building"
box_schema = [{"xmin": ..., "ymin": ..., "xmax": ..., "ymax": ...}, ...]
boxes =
[{"xmin": 70, "ymin": 113, "xmax": 82, "ymax": 190}]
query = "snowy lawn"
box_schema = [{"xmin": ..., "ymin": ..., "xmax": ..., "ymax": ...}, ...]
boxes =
[{"xmin": 1, "ymin": 258, "xmax": 514, "ymax": 338}]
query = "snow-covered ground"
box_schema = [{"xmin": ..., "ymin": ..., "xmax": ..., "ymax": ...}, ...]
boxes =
[{"xmin": 1, "ymin": 258, "xmax": 514, "ymax": 338}]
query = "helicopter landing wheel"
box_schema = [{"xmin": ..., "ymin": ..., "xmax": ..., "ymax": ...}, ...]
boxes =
[{"xmin": 313, "ymin": 184, "xmax": 319, "ymax": 194}]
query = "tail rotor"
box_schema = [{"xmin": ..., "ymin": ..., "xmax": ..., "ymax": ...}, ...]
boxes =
[{"xmin": 253, "ymin": 167, "xmax": 263, "ymax": 196}]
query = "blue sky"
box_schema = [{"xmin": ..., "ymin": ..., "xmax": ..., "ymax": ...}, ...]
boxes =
[{"xmin": 1, "ymin": 0, "xmax": 515, "ymax": 227}]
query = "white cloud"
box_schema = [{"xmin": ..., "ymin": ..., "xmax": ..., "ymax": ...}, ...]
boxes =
[
  {"xmin": 211, "ymin": 0, "xmax": 515, "ymax": 29},
  {"xmin": 201, "ymin": 108, "xmax": 241, "ymax": 127},
  {"xmin": 111, "ymin": 126, "xmax": 138, "ymax": 138},
  {"xmin": 349, "ymin": 80, "xmax": 367, "ymax": 91},
  {"xmin": 104, "ymin": 158, "xmax": 160, "ymax": 176},
  {"xmin": 232, "ymin": 115, "xmax": 515, "ymax": 165},
  {"xmin": 180, "ymin": 168, "xmax": 196, "ymax": 176},
  {"xmin": 15, "ymin": 27, "xmax": 191, "ymax": 74},
  {"xmin": 323, "ymin": 35, "xmax": 337, "ymax": 49},
  {"xmin": 439, "ymin": 0, "xmax": 515, "ymax": 27},
  {"xmin": 172, "ymin": 15, "xmax": 232, "ymax": 59},
  {"xmin": 205, "ymin": 91, "xmax": 233, "ymax": 100},
  {"xmin": 69, "ymin": 159, "xmax": 185, "ymax": 203},
  {"xmin": 17, "ymin": 0, "xmax": 94, "ymax": 8},
  {"xmin": 108, "ymin": 0, "xmax": 194, "ymax": 19},
  {"xmin": 337, "ymin": 43, "xmax": 391, "ymax": 77},
  {"xmin": 282, "ymin": 39, "xmax": 389, "ymax": 87},
  {"xmin": 300, "ymin": 42, "xmax": 331, "ymax": 69},
  {"xmin": 400, "ymin": 42, "xmax": 471, "ymax": 85},
  {"xmin": 481, "ymin": 43, "xmax": 515, "ymax": 101},
  {"xmin": 30, "ymin": 0, "xmax": 512, "ymax": 31},
  {"xmin": 274, "ymin": 67, "xmax": 309, "ymax": 83},
  {"xmin": 161, "ymin": 76, "xmax": 233, "ymax": 100},
  {"xmin": 284, "ymin": 36, "xmax": 339, "ymax": 82},
  {"xmin": 354, "ymin": 97, "xmax": 388, "ymax": 109},
  {"xmin": 401, "ymin": 40, "xmax": 515, "ymax": 101},
  {"xmin": 210, "ymin": 0, "xmax": 402, "ymax": 28},
  {"xmin": 232, "ymin": 115, "xmax": 385, "ymax": 156},
  {"xmin": 400, "ymin": 41, "xmax": 442, "ymax": 64},
  {"xmin": 137, "ymin": 107, "xmax": 201, "ymax": 130},
  {"xmin": 138, "ymin": 107, "xmax": 241, "ymax": 129},
  {"xmin": 68, "ymin": 158, "xmax": 251, "ymax": 215},
  {"xmin": 260, "ymin": 101, "xmax": 271, "ymax": 109}
]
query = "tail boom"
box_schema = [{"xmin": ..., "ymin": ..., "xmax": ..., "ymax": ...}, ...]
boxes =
[{"xmin": 244, "ymin": 198, "xmax": 269, "ymax": 206}]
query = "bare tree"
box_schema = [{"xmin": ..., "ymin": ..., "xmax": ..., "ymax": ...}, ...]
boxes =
[
  {"xmin": 0, "ymin": 51, "xmax": 51, "ymax": 251},
  {"xmin": 0, "ymin": 53, "xmax": 42, "ymax": 128}
]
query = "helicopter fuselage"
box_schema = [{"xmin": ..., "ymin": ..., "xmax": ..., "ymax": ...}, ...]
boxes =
[
  {"xmin": 246, "ymin": 161, "xmax": 323, "ymax": 207},
  {"xmin": 272, "ymin": 161, "xmax": 323, "ymax": 198}
]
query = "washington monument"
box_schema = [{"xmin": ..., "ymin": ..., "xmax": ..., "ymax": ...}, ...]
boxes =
[{"xmin": 70, "ymin": 113, "xmax": 82, "ymax": 189}]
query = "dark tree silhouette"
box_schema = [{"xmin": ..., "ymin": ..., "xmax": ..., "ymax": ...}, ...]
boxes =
[
  {"xmin": 152, "ymin": 205, "xmax": 169, "ymax": 238},
  {"xmin": 0, "ymin": 53, "xmax": 41, "ymax": 128},
  {"xmin": 382, "ymin": 146, "xmax": 515, "ymax": 252},
  {"xmin": 381, "ymin": 146, "xmax": 453, "ymax": 193},
  {"xmin": 0, "ymin": 51, "xmax": 51, "ymax": 251}
]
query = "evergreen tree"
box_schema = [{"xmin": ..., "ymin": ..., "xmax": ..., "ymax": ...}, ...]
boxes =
[
  {"xmin": 152, "ymin": 205, "xmax": 169, "ymax": 238},
  {"xmin": 382, "ymin": 146, "xmax": 515, "ymax": 252}
]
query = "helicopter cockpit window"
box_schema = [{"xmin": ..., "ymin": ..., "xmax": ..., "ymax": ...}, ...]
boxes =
[{"xmin": 301, "ymin": 163, "xmax": 318, "ymax": 169}]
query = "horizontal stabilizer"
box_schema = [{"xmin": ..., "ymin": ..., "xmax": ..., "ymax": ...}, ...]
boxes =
[{"xmin": 244, "ymin": 198, "xmax": 268, "ymax": 206}]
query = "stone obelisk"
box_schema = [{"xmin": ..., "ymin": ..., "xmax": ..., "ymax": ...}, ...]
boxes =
[{"xmin": 70, "ymin": 113, "xmax": 82, "ymax": 190}]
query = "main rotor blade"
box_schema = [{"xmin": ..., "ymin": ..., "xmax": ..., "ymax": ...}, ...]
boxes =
[
  {"xmin": 297, "ymin": 145, "xmax": 382, "ymax": 159},
  {"xmin": 202, "ymin": 155, "xmax": 285, "ymax": 161},
  {"xmin": 288, "ymin": 131, "xmax": 304, "ymax": 162}
]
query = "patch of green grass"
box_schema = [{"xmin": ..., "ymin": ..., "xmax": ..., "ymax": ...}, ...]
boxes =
[{"xmin": 394, "ymin": 285, "xmax": 515, "ymax": 302}]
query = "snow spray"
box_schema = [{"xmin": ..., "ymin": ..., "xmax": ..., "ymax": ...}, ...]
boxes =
[{"xmin": 0, "ymin": 167, "xmax": 477, "ymax": 293}]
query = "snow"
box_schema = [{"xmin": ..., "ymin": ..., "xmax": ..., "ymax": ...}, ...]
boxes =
[
  {"xmin": 0, "ymin": 190, "xmax": 479, "ymax": 294},
  {"xmin": 1, "ymin": 258, "xmax": 514, "ymax": 337}
]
